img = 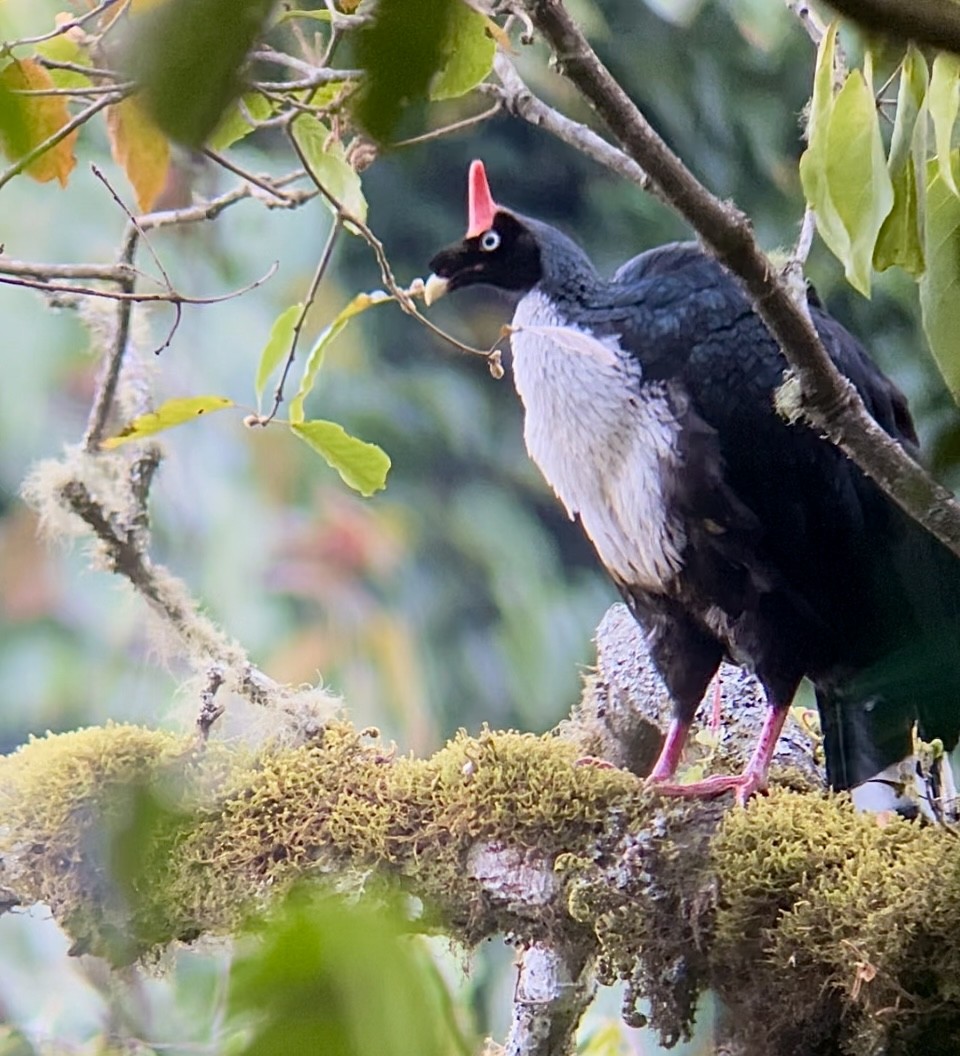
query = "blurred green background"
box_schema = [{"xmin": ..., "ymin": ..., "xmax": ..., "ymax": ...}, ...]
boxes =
[{"xmin": 0, "ymin": 0, "xmax": 956, "ymax": 1052}]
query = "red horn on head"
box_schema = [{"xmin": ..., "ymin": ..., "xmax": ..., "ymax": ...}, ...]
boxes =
[{"xmin": 466, "ymin": 160, "xmax": 498, "ymax": 238}]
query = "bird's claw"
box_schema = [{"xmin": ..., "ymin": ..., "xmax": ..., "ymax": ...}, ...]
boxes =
[{"xmin": 645, "ymin": 770, "xmax": 769, "ymax": 806}]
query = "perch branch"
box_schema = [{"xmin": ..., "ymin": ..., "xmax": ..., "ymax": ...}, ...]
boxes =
[
  {"xmin": 507, "ymin": 3, "xmax": 960, "ymax": 557},
  {"xmin": 827, "ymin": 0, "xmax": 960, "ymax": 55},
  {"xmin": 1, "ymin": 609, "xmax": 955, "ymax": 1053}
]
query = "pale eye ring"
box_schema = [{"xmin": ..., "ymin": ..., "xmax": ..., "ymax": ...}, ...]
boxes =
[{"xmin": 480, "ymin": 230, "xmax": 501, "ymax": 252}]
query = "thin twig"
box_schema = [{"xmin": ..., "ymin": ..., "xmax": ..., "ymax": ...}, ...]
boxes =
[
  {"xmin": 392, "ymin": 102, "xmax": 503, "ymax": 148},
  {"xmin": 0, "ymin": 262, "xmax": 279, "ymax": 304},
  {"xmin": 201, "ymin": 148, "xmax": 298, "ymax": 203},
  {"xmin": 250, "ymin": 68, "xmax": 362, "ymax": 92},
  {"xmin": 136, "ymin": 178, "xmax": 316, "ymax": 232},
  {"xmin": 262, "ymin": 219, "xmax": 342, "ymax": 425},
  {"xmin": 4, "ymin": 0, "xmax": 120, "ymax": 47},
  {"xmin": 91, "ymin": 163, "xmax": 183, "ymax": 356},
  {"xmin": 288, "ymin": 128, "xmax": 501, "ymax": 366}
]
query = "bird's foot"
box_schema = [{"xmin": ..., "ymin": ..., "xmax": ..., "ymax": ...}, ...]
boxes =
[{"xmin": 646, "ymin": 769, "xmax": 768, "ymax": 807}]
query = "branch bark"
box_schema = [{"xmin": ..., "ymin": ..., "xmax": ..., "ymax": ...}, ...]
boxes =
[
  {"xmin": 508, "ymin": 1, "xmax": 960, "ymax": 558},
  {"xmin": 827, "ymin": 0, "xmax": 960, "ymax": 54},
  {"xmin": 0, "ymin": 606, "xmax": 956, "ymax": 1055}
]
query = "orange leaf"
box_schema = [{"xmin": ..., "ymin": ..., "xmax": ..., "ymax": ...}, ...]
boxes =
[
  {"xmin": 107, "ymin": 96, "xmax": 171, "ymax": 212},
  {"xmin": 0, "ymin": 59, "xmax": 76, "ymax": 186}
]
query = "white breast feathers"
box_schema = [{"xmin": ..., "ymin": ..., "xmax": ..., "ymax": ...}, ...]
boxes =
[{"xmin": 509, "ymin": 290, "xmax": 686, "ymax": 593}]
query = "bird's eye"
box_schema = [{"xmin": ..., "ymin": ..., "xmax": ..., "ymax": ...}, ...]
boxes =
[{"xmin": 480, "ymin": 230, "xmax": 501, "ymax": 252}]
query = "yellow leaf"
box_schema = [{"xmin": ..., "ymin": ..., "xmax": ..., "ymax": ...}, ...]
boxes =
[
  {"xmin": 0, "ymin": 59, "xmax": 76, "ymax": 186},
  {"xmin": 102, "ymin": 395, "xmax": 235, "ymax": 448},
  {"xmin": 107, "ymin": 96, "xmax": 171, "ymax": 212}
]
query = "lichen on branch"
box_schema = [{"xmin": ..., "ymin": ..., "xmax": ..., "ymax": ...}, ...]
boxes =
[{"xmin": 2, "ymin": 703, "xmax": 960, "ymax": 1054}]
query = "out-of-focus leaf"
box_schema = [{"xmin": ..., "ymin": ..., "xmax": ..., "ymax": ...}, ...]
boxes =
[
  {"xmin": 430, "ymin": 3, "xmax": 495, "ymax": 101},
  {"xmin": 579, "ymin": 1021, "xmax": 630, "ymax": 1056},
  {"xmin": 292, "ymin": 117, "xmax": 367, "ymax": 223},
  {"xmin": 34, "ymin": 34, "xmax": 92, "ymax": 90},
  {"xmin": 353, "ymin": 0, "xmax": 456, "ymax": 141},
  {"xmin": 272, "ymin": 8, "xmax": 331, "ymax": 25},
  {"xmin": 125, "ymin": 0, "xmax": 275, "ymax": 147},
  {"xmin": 920, "ymin": 158, "xmax": 960, "ymax": 400},
  {"xmin": 876, "ymin": 49, "xmax": 928, "ymax": 274},
  {"xmin": 103, "ymin": 395, "xmax": 235, "ymax": 448},
  {"xmin": 929, "ymin": 52, "xmax": 960, "ymax": 197},
  {"xmin": 291, "ymin": 420, "xmax": 390, "ymax": 496},
  {"xmin": 289, "ymin": 290, "xmax": 391, "ymax": 424},
  {"xmin": 229, "ymin": 891, "xmax": 462, "ymax": 1056},
  {"xmin": 0, "ymin": 59, "xmax": 76, "ymax": 185},
  {"xmin": 208, "ymin": 92, "xmax": 273, "ymax": 151},
  {"xmin": 801, "ymin": 41, "xmax": 893, "ymax": 296},
  {"xmin": 107, "ymin": 96, "xmax": 171, "ymax": 212},
  {"xmin": 255, "ymin": 303, "xmax": 303, "ymax": 411}
]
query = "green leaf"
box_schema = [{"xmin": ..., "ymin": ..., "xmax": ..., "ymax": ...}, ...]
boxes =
[
  {"xmin": 353, "ymin": 0, "xmax": 457, "ymax": 142},
  {"xmin": 929, "ymin": 52, "xmax": 960, "ymax": 197},
  {"xmin": 207, "ymin": 92, "xmax": 273, "ymax": 151},
  {"xmin": 800, "ymin": 23, "xmax": 849, "ymax": 281},
  {"xmin": 125, "ymin": 0, "xmax": 275, "ymax": 147},
  {"xmin": 102, "ymin": 395, "xmax": 234, "ymax": 448},
  {"xmin": 272, "ymin": 8, "xmax": 332, "ymax": 26},
  {"xmin": 876, "ymin": 51, "xmax": 928, "ymax": 275},
  {"xmin": 33, "ymin": 36, "xmax": 92, "ymax": 91},
  {"xmin": 887, "ymin": 47, "xmax": 928, "ymax": 177},
  {"xmin": 430, "ymin": 3, "xmax": 495, "ymax": 101},
  {"xmin": 289, "ymin": 290, "xmax": 391, "ymax": 424},
  {"xmin": 255, "ymin": 303, "xmax": 302, "ymax": 411},
  {"xmin": 228, "ymin": 891, "xmax": 461, "ymax": 1056},
  {"xmin": 875, "ymin": 160, "xmax": 924, "ymax": 274},
  {"xmin": 920, "ymin": 157, "xmax": 960, "ymax": 399},
  {"xmin": 291, "ymin": 420, "xmax": 390, "ymax": 496},
  {"xmin": 292, "ymin": 117, "xmax": 367, "ymax": 223},
  {"xmin": 801, "ymin": 44, "xmax": 894, "ymax": 297}
]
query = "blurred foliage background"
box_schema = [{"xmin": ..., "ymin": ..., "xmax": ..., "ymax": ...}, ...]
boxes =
[{"xmin": 0, "ymin": 0, "xmax": 957, "ymax": 1052}]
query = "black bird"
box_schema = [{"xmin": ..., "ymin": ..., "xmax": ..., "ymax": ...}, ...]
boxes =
[{"xmin": 426, "ymin": 160, "xmax": 960, "ymax": 809}]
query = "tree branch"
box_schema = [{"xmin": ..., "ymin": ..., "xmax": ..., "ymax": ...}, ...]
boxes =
[
  {"xmin": 827, "ymin": 0, "xmax": 960, "ymax": 54},
  {"xmin": 1, "ymin": 606, "xmax": 956, "ymax": 1054},
  {"xmin": 508, "ymin": 2, "xmax": 960, "ymax": 557}
]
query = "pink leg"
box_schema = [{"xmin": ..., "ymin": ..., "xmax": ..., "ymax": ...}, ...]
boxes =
[
  {"xmin": 645, "ymin": 718, "xmax": 693, "ymax": 783},
  {"xmin": 647, "ymin": 705, "xmax": 790, "ymax": 806},
  {"xmin": 709, "ymin": 674, "xmax": 723, "ymax": 733}
]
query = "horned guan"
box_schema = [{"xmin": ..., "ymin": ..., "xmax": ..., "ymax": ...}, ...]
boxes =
[{"xmin": 426, "ymin": 160, "xmax": 960, "ymax": 811}]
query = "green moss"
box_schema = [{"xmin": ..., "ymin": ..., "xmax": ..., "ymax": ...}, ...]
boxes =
[
  {"xmin": 713, "ymin": 789, "xmax": 960, "ymax": 1054},
  {"xmin": 0, "ymin": 722, "xmax": 646, "ymax": 958}
]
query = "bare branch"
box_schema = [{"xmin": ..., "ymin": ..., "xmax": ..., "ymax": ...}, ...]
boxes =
[
  {"xmin": 509, "ymin": 2, "xmax": 960, "ymax": 557},
  {"xmin": 827, "ymin": 0, "xmax": 960, "ymax": 55},
  {"xmin": 136, "ymin": 175, "xmax": 316, "ymax": 232},
  {"xmin": 4, "ymin": 0, "xmax": 121, "ymax": 46},
  {"xmin": 488, "ymin": 53, "xmax": 653, "ymax": 196},
  {"xmin": 83, "ymin": 222, "xmax": 139, "ymax": 451},
  {"xmin": 392, "ymin": 101, "xmax": 503, "ymax": 148}
]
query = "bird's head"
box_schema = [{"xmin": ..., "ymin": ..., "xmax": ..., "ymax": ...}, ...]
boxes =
[
  {"xmin": 425, "ymin": 161, "xmax": 597, "ymax": 307},
  {"xmin": 424, "ymin": 160, "xmax": 542, "ymax": 306}
]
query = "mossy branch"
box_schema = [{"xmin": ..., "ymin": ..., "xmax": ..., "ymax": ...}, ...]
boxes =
[{"xmin": 1, "ymin": 609, "xmax": 958, "ymax": 1055}]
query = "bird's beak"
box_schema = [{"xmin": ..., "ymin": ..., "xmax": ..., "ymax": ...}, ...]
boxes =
[{"xmin": 423, "ymin": 273, "xmax": 449, "ymax": 307}]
